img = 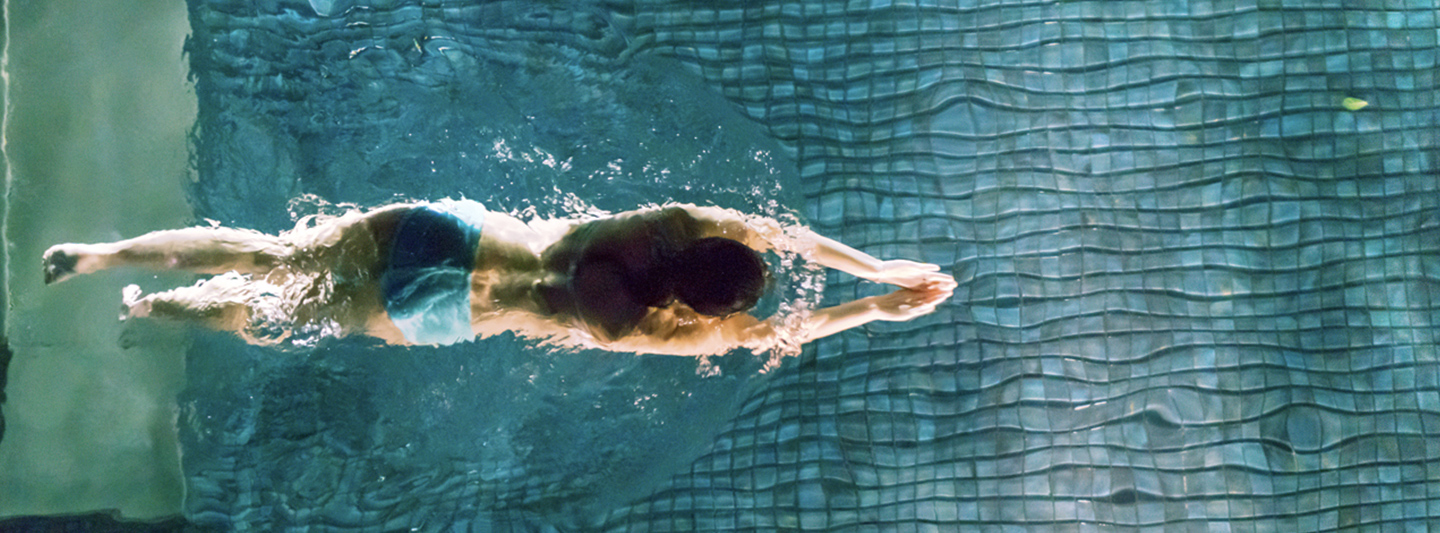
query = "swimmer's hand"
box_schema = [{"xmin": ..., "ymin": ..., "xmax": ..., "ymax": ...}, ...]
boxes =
[
  {"xmin": 871, "ymin": 281, "xmax": 954, "ymax": 322},
  {"xmin": 872, "ymin": 260, "xmax": 958, "ymax": 291},
  {"xmin": 781, "ymin": 225, "xmax": 959, "ymax": 291},
  {"xmin": 747, "ymin": 279, "xmax": 955, "ymax": 350}
]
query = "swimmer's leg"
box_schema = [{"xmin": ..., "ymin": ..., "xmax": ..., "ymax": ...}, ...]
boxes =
[
  {"xmin": 44, "ymin": 204, "xmax": 417, "ymax": 285},
  {"xmin": 44, "ymin": 227, "xmax": 291, "ymax": 284},
  {"xmin": 123, "ymin": 274, "xmax": 290, "ymax": 345},
  {"xmin": 124, "ymin": 282, "xmax": 249, "ymax": 334}
]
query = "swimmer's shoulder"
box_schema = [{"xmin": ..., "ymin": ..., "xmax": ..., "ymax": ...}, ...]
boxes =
[
  {"xmin": 538, "ymin": 207, "xmax": 691, "ymax": 252},
  {"xmin": 652, "ymin": 203, "xmax": 783, "ymax": 252},
  {"xmin": 566, "ymin": 203, "xmax": 783, "ymax": 254}
]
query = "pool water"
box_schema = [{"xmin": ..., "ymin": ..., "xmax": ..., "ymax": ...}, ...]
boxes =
[{"xmin": 5, "ymin": 0, "xmax": 1440, "ymax": 530}]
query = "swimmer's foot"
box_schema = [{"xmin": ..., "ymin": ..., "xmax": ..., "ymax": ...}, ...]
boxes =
[
  {"xmin": 121, "ymin": 284, "xmax": 150, "ymax": 320},
  {"xmin": 42, "ymin": 245, "xmax": 82, "ymax": 284}
]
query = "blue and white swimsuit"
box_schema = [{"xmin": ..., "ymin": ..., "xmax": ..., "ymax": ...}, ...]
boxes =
[{"xmin": 380, "ymin": 199, "xmax": 487, "ymax": 345}]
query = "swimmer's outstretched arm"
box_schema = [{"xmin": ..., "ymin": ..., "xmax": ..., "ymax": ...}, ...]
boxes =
[
  {"xmin": 675, "ymin": 204, "xmax": 958, "ymax": 291},
  {"xmin": 799, "ymin": 232, "xmax": 957, "ymax": 290},
  {"xmin": 613, "ymin": 280, "xmax": 953, "ymax": 356},
  {"xmin": 791, "ymin": 282, "xmax": 952, "ymax": 340},
  {"xmin": 746, "ymin": 281, "xmax": 953, "ymax": 349}
]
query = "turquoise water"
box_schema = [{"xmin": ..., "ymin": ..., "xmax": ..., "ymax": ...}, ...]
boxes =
[{"xmin": 5, "ymin": 0, "xmax": 1440, "ymax": 531}]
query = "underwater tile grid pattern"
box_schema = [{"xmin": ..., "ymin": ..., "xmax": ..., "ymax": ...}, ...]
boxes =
[
  {"xmin": 180, "ymin": 0, "xmax": 1439, "ymax": 530},
  {"xmin": 619, "ymin": 0, "xmax": 1440, "ymax": 530}
]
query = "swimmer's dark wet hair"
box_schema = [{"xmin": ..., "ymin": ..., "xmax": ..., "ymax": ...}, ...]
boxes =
[{"xmin": 670, "ymin": 237, "xmax": 768, "ymax": 317}]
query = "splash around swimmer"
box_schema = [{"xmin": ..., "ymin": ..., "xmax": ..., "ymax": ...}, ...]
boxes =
[{"xmin": 43, "ymin": 200, "xmax": 956, "ymax": 355}]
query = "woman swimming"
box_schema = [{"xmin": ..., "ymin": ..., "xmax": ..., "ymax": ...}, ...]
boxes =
[{"xmin": 42, "ymin": 200, "xmax": 956, "ymax": 355}]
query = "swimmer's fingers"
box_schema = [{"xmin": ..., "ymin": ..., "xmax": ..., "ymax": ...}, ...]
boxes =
[
  {"xmin": 912, "ymin": 282, "xmax": 954, "ymax": 313},
  {"xmin": 873, "ymin": 259, "xmax": 956, "ymax": 290},
  {"xmin": 872, "ymin": 260, "xmax": 935, "ymax": 286},
  {"xmin": 873, "ymin": 285, "xmax": 951, "ymax": 322},
  {"xmin": 919, "ymin": 271, "xmax": 958, "ymax": 291},
  {"xmin": 903, "ymin": 261, "xmax": 941, "ymax": 272}
]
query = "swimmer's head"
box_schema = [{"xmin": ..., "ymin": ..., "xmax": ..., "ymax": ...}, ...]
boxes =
[{"xmin": 671, "ymin": 237, "xmax": 768, "ymax": 317}]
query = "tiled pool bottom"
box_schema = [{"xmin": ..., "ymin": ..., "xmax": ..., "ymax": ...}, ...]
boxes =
[{"xmin": 11, "ymin": 0, "xmax": 1440, "ymax": 530}]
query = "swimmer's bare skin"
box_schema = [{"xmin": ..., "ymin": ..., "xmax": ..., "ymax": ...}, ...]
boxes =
[{"xmin": 43, "ymin": 203, "xmax": 956, "ymax": 354}]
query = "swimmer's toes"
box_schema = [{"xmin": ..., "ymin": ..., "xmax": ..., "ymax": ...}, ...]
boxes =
[
  {"xmin": 42, "ymin": 246, "xmax": 79, "ymax": 285},
  {"xmin": 121, "ymin": 284, "xmax": 149, "ymax": 320}
]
